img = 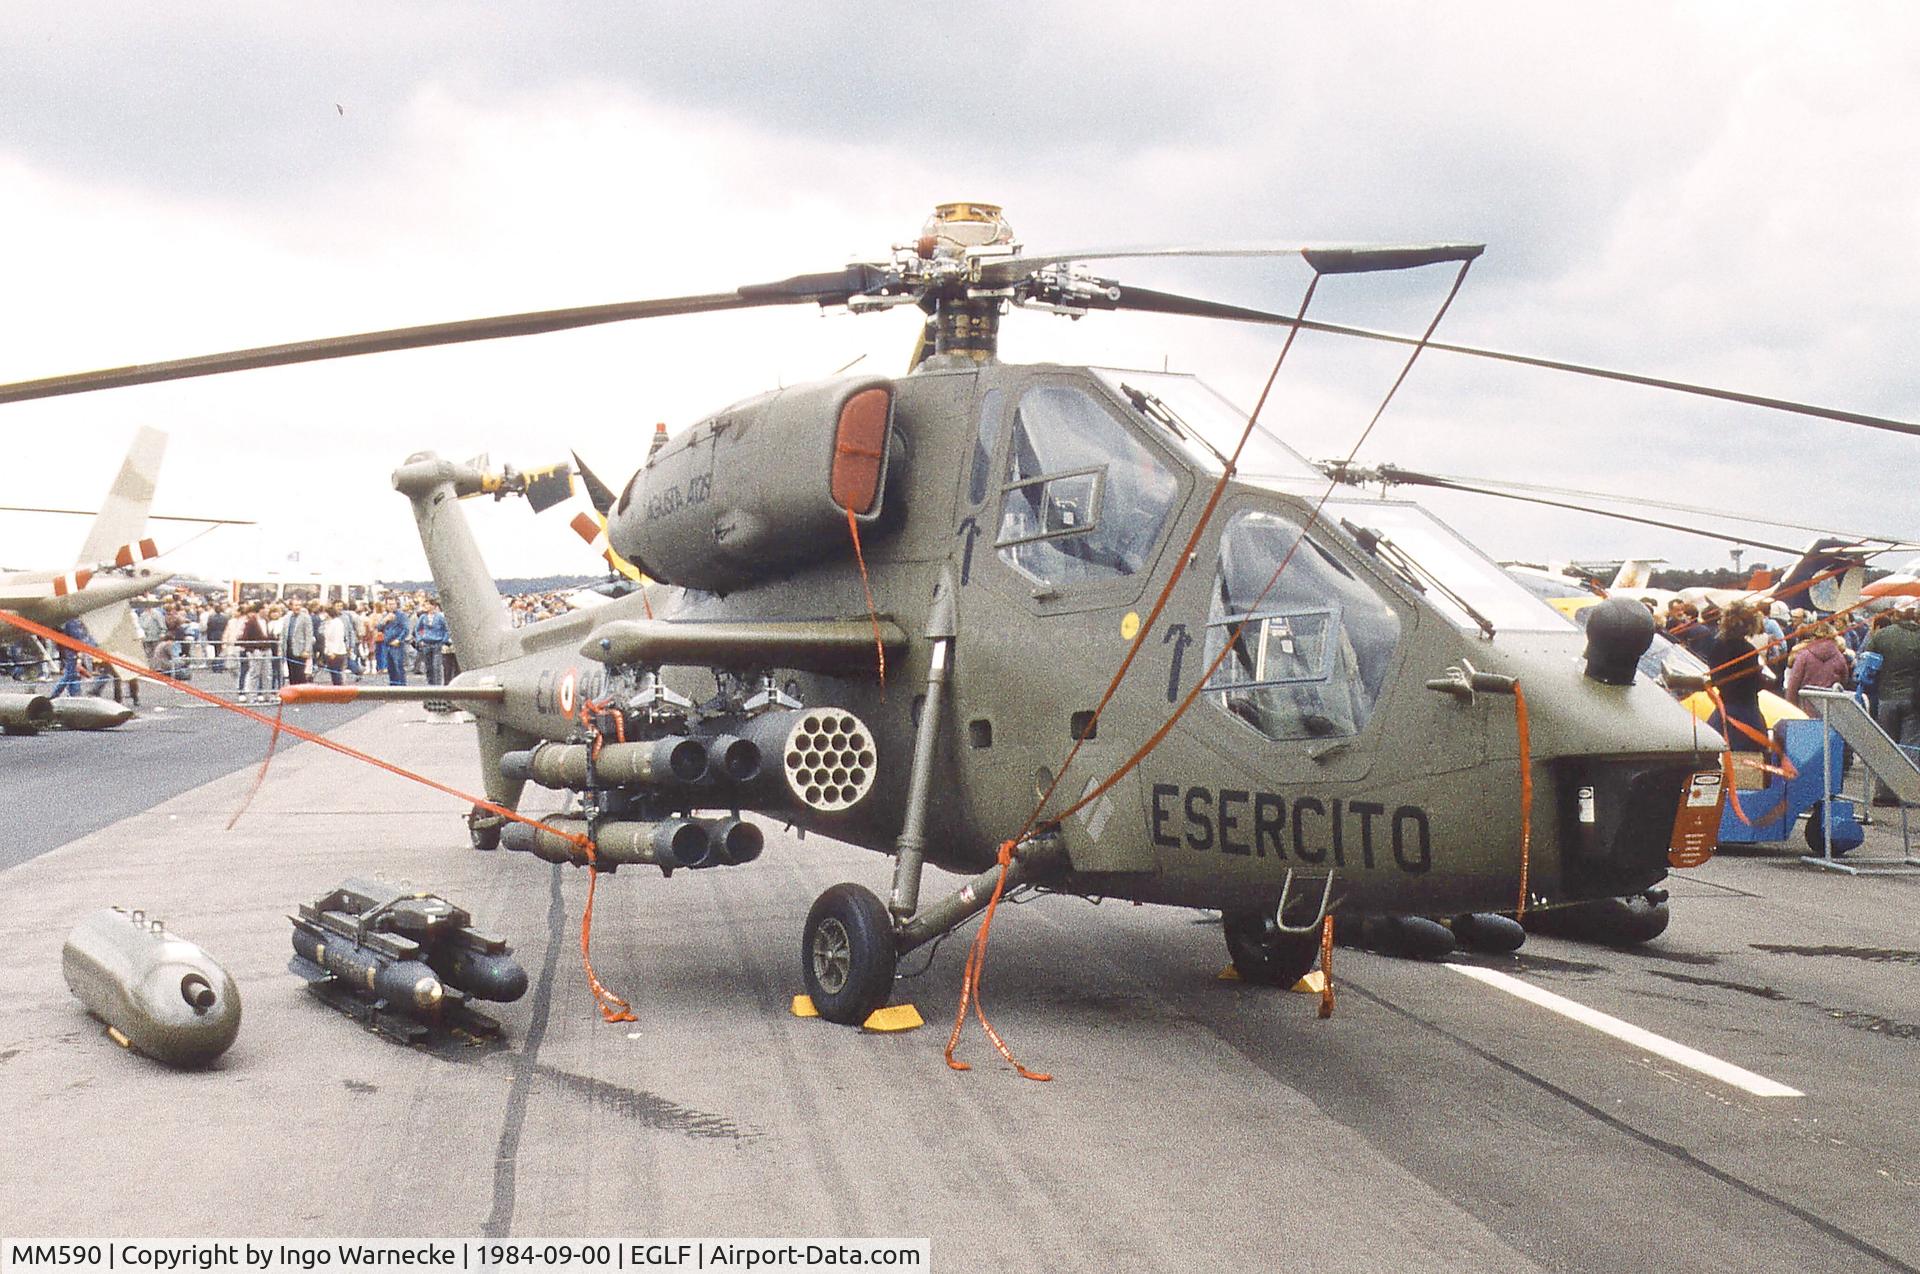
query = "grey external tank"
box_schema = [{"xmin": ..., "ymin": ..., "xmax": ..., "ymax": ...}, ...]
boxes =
[
  {"xmin": 62, "ymin": 908, "xmax": 241, "ymax": 1067},
  {"xmin": 0, "ymin": 692, "xmax": 54, "ymax": 735},
  {"xmin": 49, "ymin": 697, "xmax": 136, "ymax": 730}
]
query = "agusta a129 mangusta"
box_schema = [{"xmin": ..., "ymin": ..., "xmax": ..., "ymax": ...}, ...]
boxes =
[{"xmin": 21, "ymin": 202, "xmax": 1897, "ymax": 1028}]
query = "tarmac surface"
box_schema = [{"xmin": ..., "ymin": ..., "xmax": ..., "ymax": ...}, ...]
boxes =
[
  {"xmin": 2, "ymin": 700, "xmax": 1917, "ymax": 1272},
  {"xmin": 0, "ymin": 681, "xmax": 378, "ymax": 870}
]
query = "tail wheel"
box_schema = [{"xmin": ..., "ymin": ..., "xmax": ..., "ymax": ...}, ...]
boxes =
[
  {"xmin": 1223, "ymin": 911, "xmax": 1322, "ymax": 987},
  {"xmin": 802, "ymin": 883, "xmax": 897, "ymax": 1025},
  {"xmin": 467, "ymin": 804, "xmax": 503, "ymax": 852}
]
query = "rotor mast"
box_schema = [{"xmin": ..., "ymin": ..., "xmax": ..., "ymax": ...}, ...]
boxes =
[{"xmin": 918, "ymin": 202, "xmax": 1015, "ymax": 364}]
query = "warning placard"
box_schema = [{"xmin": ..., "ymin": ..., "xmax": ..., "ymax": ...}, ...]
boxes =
[{"xmin": 1669, "ymin": 769, "xmax": 1724, "ymax": 867}]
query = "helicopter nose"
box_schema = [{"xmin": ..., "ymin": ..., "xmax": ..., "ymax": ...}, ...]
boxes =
[{"xmin": 1582, "ymin": 597, "xmax": 1655, "ymax": 686}]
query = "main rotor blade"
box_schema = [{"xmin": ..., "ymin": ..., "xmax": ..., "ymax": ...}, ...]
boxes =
[
  {"xmin": 0, "ymin": 268, "xmax": 890, "ymax": 406},
  {"xmin": 1111, "ymin": 285, "xmax": 1920, "ymax": 439},
  {"xmin": 1406, "ymin": 471, "xmax": 1916, "ymax": 550},
  {"xmin": 0, "ymin": 506, "xmax": 255, "ymax": 524},
  {"xmin": 979, "ymin": 241, "xmax": 1484, "ymax": 286},
  {"xmin": 1357, "ymin": 466, "xmax": 1803, "ymax": 554}
]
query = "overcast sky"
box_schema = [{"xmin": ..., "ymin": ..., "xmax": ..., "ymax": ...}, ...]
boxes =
[{"xmin": 3, "ymin": 2, "xmax": 1916, "ymax": 582}]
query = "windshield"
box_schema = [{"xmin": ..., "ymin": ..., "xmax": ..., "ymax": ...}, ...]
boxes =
[
  {"xmin": 1204, "ymin": 509, "xmax": 1401, "ymax": 742},
  {"xmin": 1328, "ymin": 501, "xmax": 1575, "ymax": 634},
  {"xmin": 1093, "ymin": 369, "xmax": 1322, "ymax": 487}
]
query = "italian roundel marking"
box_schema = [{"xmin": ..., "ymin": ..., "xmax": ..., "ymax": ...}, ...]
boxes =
[{"xmin": 559, "ymin": 669, "xmax": 576, "ymax": 717}]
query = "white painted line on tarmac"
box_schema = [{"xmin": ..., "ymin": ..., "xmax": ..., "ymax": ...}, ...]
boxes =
[{"xmin": 1445, "ymin": 963, "xmax": 1804, "ymax": 1098}]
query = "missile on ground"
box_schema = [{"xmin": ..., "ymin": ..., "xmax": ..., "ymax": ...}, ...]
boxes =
[{"xmin": 289, "ymin": 877, "xmax": 527, "ymax": 1043}]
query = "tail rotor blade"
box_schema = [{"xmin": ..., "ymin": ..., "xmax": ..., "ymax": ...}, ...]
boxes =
[{"xmin": 571, "ymin": 451, "xmax": 618, "ymax": 516}]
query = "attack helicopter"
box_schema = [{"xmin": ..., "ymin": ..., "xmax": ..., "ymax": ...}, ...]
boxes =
[{"xmin": 9, "ymin": 202, "xmax": 1911, "ymax": 1025}]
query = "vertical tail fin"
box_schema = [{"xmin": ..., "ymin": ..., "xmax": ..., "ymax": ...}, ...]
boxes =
[
  {"xmin": 77, "ymin": 427, "xmax": 166, "ymax": 568},
  {"xmin": 1609, "ymin": 558, "xmax": 1660, "ymax": 592},
  {"xmin": 1767, "ymin": 537, "xmax": 1866, "ymax": 613},
  {"xmin": 391, "ymin": 453, "xmax": 518, "ymax": 667}
]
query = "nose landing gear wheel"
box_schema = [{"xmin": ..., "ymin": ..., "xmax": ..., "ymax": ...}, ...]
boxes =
[
  {"xmin": 803, "ymin": 883, "xmax": 897, "ymax": 1025},
  {"xmin": 1223, "ymin": 911, "xmax": 1322, "ymax": 987}
]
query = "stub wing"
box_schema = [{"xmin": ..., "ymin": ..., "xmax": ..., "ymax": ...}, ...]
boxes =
[{"xmin": 581, "ymin": 617, "xmax": 909, "ymax": 677}]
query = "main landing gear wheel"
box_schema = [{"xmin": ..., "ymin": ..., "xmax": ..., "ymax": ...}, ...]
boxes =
[
  {"xmin": 1223, "ymin": 911, "xmax": 1322, "ymax": 987},
  {"xmin": 803, "ymin": 883, "xmax": 897, "ymax": 1025},
  {"xmin": 467, "ymin": 804, "xmax": 503, "ymax": 852}
]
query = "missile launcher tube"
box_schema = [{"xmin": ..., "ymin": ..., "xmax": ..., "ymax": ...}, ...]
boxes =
[
  {"xmin": 692, "ymin": 816, "xmax": 764, "ymax": 865},
  {"xmin": 499, "ymin": 817, "xmax": 591, "ymax": 865},
  {"xmin": 62, "ymin": 908, "xmax": 241, "ymax": 1067},
  {"xmin": 500, "ymin": 737, "xmax": 711, "ymax": 789},
  {"xmin": 596, "ymin": 818, "xmax": 714, "ymax": 867},
  {"xmin": 704, "ymin": 734, "xmax": 763, "ymax": 784},
  {"xmin": 499, "ymin": 816, "xmax": 712, "ymax": 868}
]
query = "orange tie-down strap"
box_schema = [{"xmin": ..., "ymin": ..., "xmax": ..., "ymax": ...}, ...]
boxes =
[
  {"xmin": 0, "ymin": 607, "xmax": 635, "ymax": 1023},
  {"xmin": 944, "ymin": 840, "xmax": 1051, "ymax": 1081}
]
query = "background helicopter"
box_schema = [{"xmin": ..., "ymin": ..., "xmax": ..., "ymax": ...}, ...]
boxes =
[
  {"xmin": 30, "ymin": 202, "xmax": 1912, "ymax": 1028},
  {"xmin": 0, "ymin": 427, "xmax": 175, "ymax": 729}
]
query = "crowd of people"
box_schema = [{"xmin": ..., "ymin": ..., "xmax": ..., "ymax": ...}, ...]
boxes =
[
  {"xmin": 1658, "ymin": 595, "xmax": 1920, "ymax": 803},
  {"xmin": 130, "ymin": 590, "xmax": 456, "ymax": 700},
  {"xmin": 1, "ymin": 584, "xmax": 594, "ymax": 702}
]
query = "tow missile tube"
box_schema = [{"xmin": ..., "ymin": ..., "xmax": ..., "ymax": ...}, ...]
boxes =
[
  {"xmin": 501, "ymin": 736, "xmax": 714, "ymax": 789},
  {"xmin": 499, "ymin": 815, "xmax": 763, "ymax": 870}
]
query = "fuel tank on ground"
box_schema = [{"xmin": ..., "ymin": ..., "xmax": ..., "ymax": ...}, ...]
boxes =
[
  {"xmin": 50, "ymin": 697, "xmax": 135, "ymax": 730},
  {"xmin": 62, "ymin": 908, "xmax": 241, "ymax": 1067}
]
